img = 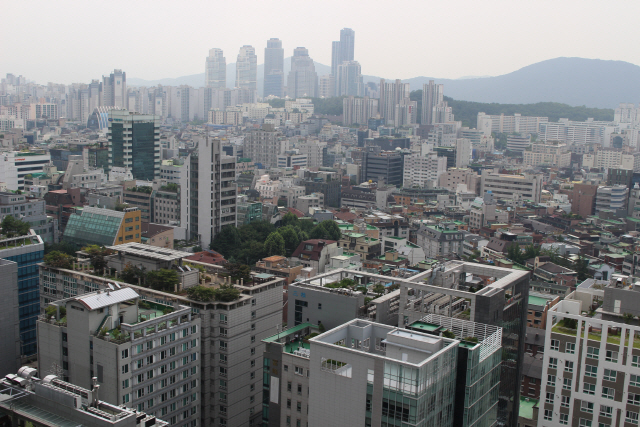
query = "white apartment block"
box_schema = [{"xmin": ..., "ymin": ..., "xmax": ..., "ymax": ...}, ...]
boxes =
[
  {"xmin": 343, "ymin": 96, "xmax": 379, "ymax": 126},
  {"xmin": 477, "ymin": 112, "xmax": 548, "ymax": 136},
  {"xmin": 523, "ymin": 142, "xmax": 571, "ymax": 168},
  {"xmin": 296, "ymin": 140, "xmax": 325, "ymax": 168},
  {"xmin": 403, "ymin": 153, "xmax": 446, "ymax": 188},
  {"xmin": 538, "ymin": 291, "xmax": 640, "ymax": 427},
  {"xmin": 582, "ymin": 150, "xmax": 640, "ymax": 172},
  {"xmin": 480, "ymin": 170, "xmax": 543, "ymax": 203},
  {"xmin": 538, "ymin": 119, "xmax": 620, "ymax": 147},
  {"xmin": 38, "ymin": 288, "xmax": 201, "ymax": 426},
  {"xmin": 615, "ymin": 103, "xmax": 640, "ymax": 124}
]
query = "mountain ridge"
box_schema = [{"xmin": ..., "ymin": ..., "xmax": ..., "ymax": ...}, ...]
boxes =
[{"xmin": 128, "ymin": 57, "xmax": 640, "ymax": 108}]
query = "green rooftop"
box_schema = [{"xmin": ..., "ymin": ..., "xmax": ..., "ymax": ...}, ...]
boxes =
[
  {"xmin": 409, "ymin": 321, "xmax": 442, "ymax": 332},
  {"xmin": 519, "ymin": 397, "xmax": 538, "ymax": 420},
  {"xmin": 529, "ymin": 295, "xmax": 552, "ymax": 307}
]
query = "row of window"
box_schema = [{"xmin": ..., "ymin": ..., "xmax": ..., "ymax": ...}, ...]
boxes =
[{"xmin": 544, "ymin": 410, "xmax": 639, "ymax": 425}]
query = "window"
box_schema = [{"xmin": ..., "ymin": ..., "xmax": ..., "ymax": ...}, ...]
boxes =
[
  {"xmin": 565, "ymin": 361, "xmax": 574, "ymax": 373},
  {"xmin": 122, "ymin": 365, "xmax": 129, "ymax": 374},
  {"xmin": 287, "ymin": 399, "xmax": 291, "ymax": 409},
  {"xmin": 548, "ymin": 375, "xmax": 556, "ymax": 386},
  {"xmin": 296, "ymin": 402, "xmax": 301, "ymax": 412},
  {"xmin": 284, "ymin": 365, "xmax": 288, "ymax": 372},
  {"xmin": 581, "ymin": 401, "xmax": 594, "ymax": 414},
  {"xmin": 297, "ymin": 384, "xmax": 302, "ymax": 395},
  {"xmin": 251, "ymin": 311, "xmax": 256, "ymax": 319},
  {"xmin": 250, "ymin": 371, "xmax": 255, "ymax": 379},
  {"xmin": 545, "ymin": 392, "xmax": 553, "ymax": 404},
  {"xmin": 600, "ymin": 405, "xmax": 613, "ymax": 418},
  {"xmin": 579, "ymin": 420, "xmax": 592, "ymax": 427},
  {"xmin": 563, "ymin": 378, "xmax": 572, "ymax": 390},
  {"xmin": 605, "ymin": 350, "xmax": 618, "ymax": 363},
  {"xmin": 603, "ymin": 369, "xmax": 617, "ymax": 382},
  {"xmin": 544, "ymin": 409, "xmax": 553, "ymax": 421},
  {"xmin": 251, "ymin": 335, "xmax": 255, "ymax": 343},
  {"xmin": 559, "ymin": 413, "xmax": 569, "ymax": 425},
  {"xmin": 122, "ymin": 394, "xmax": 130, "ymax": 404},
  {"xmin": 632, "ymin": 375, "xmax": 640, "ymax": 387},
  {"xmin": 122, "ymin": 379, "xmax": 129, "ymax": 389},
  {"xmin": 251, "ymin": 324, "xmax": 255, "ymax": 331},
  {"xmin": 250, "ymin": 360, "xmax": 255, "ymax": 368},
  {"xmin": 633, "ymin": 355, "xmax": 640, "ymax": 368},
  {"xmin": 585, "ymin": 365, "xmax": 597, "ymax": 377},
  {"xmin": 550, "ymin": 339, "xmax": 560, "ymax": 351},
  {"xmin": 294, "ymin": 366, "xmax": 303, "ymax": 376},
  {"xmin": 566, "ymin": 342, "xmax": 575, "ymax": 354},
  {"xmin": 287, "ymin": 382, "xmax": 292, "ymax": 392},
  {"xmin": 602, "ymin": 387, "xmax": 614, "ymax": 400},
  {"xmin": 627, "ymin": 411, "xmax": 639, "ymax": 425},
  {"xmin": 561, "ymin": 395, "xmax": 570, "ymax": 408},
  {"xmin": 251, "ymin": 347, "xmax": 255, "ymax": 356},
  {"xmin": 122, "ymin": 349, "xmax": 129, "ymax": 359},
  {"xmin": 629, "ymin": 393, "xmax": 640, "ymax": 406},
  {"xmin": 583, "ymin": 383, "xmax": 596, "ymax": 395},
  {"xmin": 587, "ymin": 346, "xmax": 599, "ymax": 359},
  {"xmin": 549, "ymin": 357, "xmax": 558, "ymax": 369}
]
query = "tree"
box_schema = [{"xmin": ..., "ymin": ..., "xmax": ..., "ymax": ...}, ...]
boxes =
[
  {"xmin": 146, "ymin": 269, "xmax": 179, "ymax": 292},
  {"xmin": 45, "ymin": 241, "xmax": 76, "ymax": 256},
  {"xmin": 282, "ymin": 212, "xmax": 299, "ymax": 227},
  {"xmin": 210, "ymin": 225, "xmax": 241, "ymax": 255},
  {"xmin": 82, "ymin": 245, "xmax": 113, "ymax": 274},
  {"xmin": 264, "ymin": 232, "xmax": 285, "ymax": 257},
  {"xmin": 574, "ymin": 255, "xmax": 589, "ymax": 281},
  {"xmin": 1, "ymin": 215, "xmax": 30, "ymax": 238},
  {"xmin": 310, "ymin": 220, "xmax": 341, "ymax": 241},
  {"xmin": 214, "ymin": 285, "xmax": 241, "ymax": 302},
  {"xmin": 44, "ymin": 251, "xmax": 74, "ymax": 269},
  {"xmin": 506, "ymin": 243, "xmax": 523, "ymax": 264},
  {"xmin": 224, "ymin": 262, "xmax": 252, "ymax": 282},
  {"xmin": 523, "ymin": 244, "xmax": 541, "ymax": 261},
  {"xmin": 187, "ymin": 285, "xmax": 216, "ymax": 302},
  {"xmin": 121, "ymin": 263, "xmax": 146, "ymax": 285},
  {"xmin": 278, "ymin": 225, "xmax": 303, "ymax": 256},
  {"xmin": 372, "ymin": 284, "xmax": 386, "ymax": 295}
]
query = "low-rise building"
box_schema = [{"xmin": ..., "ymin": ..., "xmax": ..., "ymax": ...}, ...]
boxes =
[
  {"xmin": 337, "ymin": 232, "xmax": 381, "ymax": 260},
  {"xmin": 291, "ymin": 239, "xmax": 340, "ymax": 274},
  {"xmin": 62, "ymin": 206, "xmax": 142, "ymax": 250},
  {"xmin": 416, "ymin": 223, "xmax": 464, "ymax": 258}
]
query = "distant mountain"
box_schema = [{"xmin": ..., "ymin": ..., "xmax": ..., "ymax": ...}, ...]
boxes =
[{"xmin": 128, "ymin": 57, "xmax": 640, "ymax": 108}]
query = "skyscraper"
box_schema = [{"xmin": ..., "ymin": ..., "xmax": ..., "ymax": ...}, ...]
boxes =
[
  {"xmin": 422, "ymin": 80, "xmax": 444, "ymax": 125},
  {"xmin": 107, "ymin": 109, "xmax": 160, "ymax": 181},
  {"xmin": 101, "ymin": 69, "xmax": 126, "ymax": 109},
  {"xmin": 330, "ymin": 41, "xmax": 341, "ymax": 78},
  {"xmin": 286, "ymin": 47, "xmax": 318, "ymax": 98},
  {"xmin": 263, "ymin": 38, "xmax": 284, "ymax": 97},
  {"xmin": 378, "ymin": 78, "xmax": 410, "ymax": 125},
  {"xmin": 336, "ymin": 60, "xmax": 363, "ymax": 96},
  {"xmin": 235, "ymin": 45, "xmax": 257, "ymax": 91},
  {"xmin": 205, "ymin": 48, "xmax": 226, "ymax": 88},
  {"xmin": 330, "ymin": 28, "xmax": 356, "ymax": 95}
]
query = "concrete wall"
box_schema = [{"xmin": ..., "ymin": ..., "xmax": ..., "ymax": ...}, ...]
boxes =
[{"xmin": 287, "ymin": 284, "xmax": 365, "ymax": 330}]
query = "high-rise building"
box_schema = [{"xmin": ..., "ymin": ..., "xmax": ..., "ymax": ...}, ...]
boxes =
[
  {"xmin": 422, "ymin": 80, "xmax": 443, "ymax": 125},
  {"xmin": 330, "ymin": 28, "xmax": 356, "ymax": 95},
  {"xmin": 336, "ymin": 60, "xmax": 363, "ymax": 96},
  {"xmin": 286, "ymin": 47, "xmax": 318, "ymax": 98},
  {"xmin": 343, "ymin": 96, "xmax": 378, "ymax": 126},
  {"xmin": 0, "ymin": 230, "xmax": 44, "ymax": 359},
  {"xmin": 205, "ymin": 48, "xmax": 226, "ymax": 89},
  {"xmin": 236, "ymin": 45, "xmax": 258, "ymax": 91},
  {"xmin": 0, "ymin": 259, "xmax": 19, "ymax": 378},
  {"xmin": 403, "ymin": 152, "xmax": 447, "ymax": 188},
  {"xmin": 361, "ymin": 148, "xmax": 405, "ymax": 187},
  {"xmin": 37, "ymin": 287, "xmax": 201, "ymax": 426},
  {"xmin": 107, "ymin": 109, "xmax": 161, "ymax": 181},
  {"xmin": 330, "ymin": 41, "xmax": 341, "ymax": 79},
  {"xmin": 188, "ymin": 136, "xmax": 237, "ymax": 249},
  {"xmin": 264, "ymin": 38, "xmax": 284, "ymax": 98},
  {"xmin": 102, "ymin": 69, "xmax": 127, "ymax": 109},
  {"xmin": 480, "ymin": 170, "xmax": 543, "ymax": 203},
  {"xmin": 243, "ymin": 124, "xmax": 285, "ymax": 169},
  {"xmin": 378, "ymin": 79, "xmax": 410, "ymax": 126},
  {"xmin": 477, "ymin": 112, "xmax": 548, "ymax": 136},
  {"xmin": 318, "ymin": 75, "xmax": 335, "ymax": 98}
]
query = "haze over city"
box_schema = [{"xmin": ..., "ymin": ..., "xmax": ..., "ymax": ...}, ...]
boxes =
[{"xmin": 4, "ymin": 0, "xmax": 640, "ymax": 84}]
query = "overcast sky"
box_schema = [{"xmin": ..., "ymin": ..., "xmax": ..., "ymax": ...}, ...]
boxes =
[{"xmin": 3, "ymin": 0, "xmax": 639, "ymax": 85}]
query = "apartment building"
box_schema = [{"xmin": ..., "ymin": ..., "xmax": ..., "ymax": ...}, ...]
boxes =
[
  {"xmin": 595, "ymin": 185, "xmax": 629, "ymax": 215},
  {"xmin": 402, "ymin": 152, "xmax": 447, "ymax": 188},
  {"xmin": 582, "ymin": 149, "xmax": 640, "ymax": 172},
  {"xmin": 243, "ymin": 125, "xmax": 285, "ymax": 169},
  {"xmin": 416, "ymin": 223, "xmax": 464, "ymax": 258},
  {"xmin": 523, "ymin": 142, "xmax": 571, "ymax": 168},
  {"xmin": 0, "ymin": 191, "xmax": 56, "ymax": 242},
  {"xmin": 38, "ymin": 288, "xmax": 201, "ymax": 426},
  {"xmin": 38, "ymin": 261, "xmax": 286, "ymax": 427},
  {"xmin": 477, "ymin": 112, "xmax": 548, "ymax": 135},
  {"xmin": 538, "ymin": 286, "xmax": 640, "ymax": 427},
  {"xmin": 437, "ymin": 168, "xmax": 480, "ymax": 194},
  {"xmin": 480, "ymin": 170, "xmax": 544, "ymax": 203}
]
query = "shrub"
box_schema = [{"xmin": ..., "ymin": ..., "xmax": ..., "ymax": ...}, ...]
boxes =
[{"xmin": 442, "ymin": 330, "xmax": 456, "ymax": 339}]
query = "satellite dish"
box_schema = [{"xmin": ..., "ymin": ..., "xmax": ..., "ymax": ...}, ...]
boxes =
[
  {"xmin": 114, "ymin": 283, "xmax": 121, "ymax": 289},
  {"xmin": 107, "ymin": 284, "xmax": 115, "ymax": 290},
  {"xmin": 185, "ymin": 265, "xmax": 191, "ymax": 271},
  {"xmin": 178, "ymin": 266, "xmax": 184, "ymax": 272}
]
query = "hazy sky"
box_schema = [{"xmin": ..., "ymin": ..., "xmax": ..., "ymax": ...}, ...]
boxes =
[{"xmin": 3, "ymin": 0, "xmax": 640, "ymax": 85}]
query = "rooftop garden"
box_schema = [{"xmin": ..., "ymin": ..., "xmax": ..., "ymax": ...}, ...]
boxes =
[
  {"xmin": 552, "ymin": 317, "xmax": 640, "ymax": 348},
  {"xmin": 127, "ymin": 186, "xmax": 153, "ymax": 194}
]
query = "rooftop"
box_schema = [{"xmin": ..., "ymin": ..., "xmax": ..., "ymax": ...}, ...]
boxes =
[
  {"xmin": 106, "ymin": 242, "xmax": 191, "ymax": 262},
  {"xmin": 75, "ymin": 287, "xmax": 139, "ymax": 310}
]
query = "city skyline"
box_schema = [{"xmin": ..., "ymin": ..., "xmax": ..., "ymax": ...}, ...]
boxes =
[{"xmin": 4, "ymin": 0, "xmax": 640, "ymax": 84}]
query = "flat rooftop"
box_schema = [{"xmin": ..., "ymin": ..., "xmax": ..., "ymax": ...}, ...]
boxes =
[{"xmin": 106, "ymin": 242, "xmax": 191, "ymax": 262}]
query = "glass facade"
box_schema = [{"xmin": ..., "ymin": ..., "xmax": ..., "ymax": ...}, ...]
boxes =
[
  {"xmin": 2, "ymin": 247, "xmax": 43, "ymax": 357},
  {"xmin": 110, "ymin": 123, "xmax": 124, "ymax": 167},
  {"xmin": 63, "ymin": 210, "xmax": 123, "ymax": 249},
  {"xmin": 131, "ymin": 122, "xmax": 157, "ymax": 181}
]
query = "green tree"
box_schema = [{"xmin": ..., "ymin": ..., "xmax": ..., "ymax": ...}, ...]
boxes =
[
  {"xmin": 523, "ymin": 244, "xmax": 541, "ymax": 261},
  {"xmin": 282, "ymin": 212, "xmax": 299, "ymax": 227},
  {"xmin": 214, "ymin": 285, "xmax": 241, "ymax": 302},
  {"xmin": 310, "ymin": 220, "xmax": 341, "ymax": 241},
  {"xmin": 372, "ymin": 284, "xmax": 386, "ymax": 295},
  {"xmin": 264, "ymin": 232, "xmax": 285, "ymax": 257},
  {"xmin": 506, "ymin": 243, "xmax": 523, "ymax": 264},
  {"xmin": 210, "ymin": 225, "xmax": 241, "ymax": 254},
  {"xmin": 82, "ymin": 245, "xmax": 113, "ymax": 274},
  {"xmin": 146, "ymin": 269, "xmax": 179, "ymax": 292},
  {"xmin": 44, "ymin": 241, "xmax": 76, "ymax": 256},
  {"xmin": 574, "ymin": 255, "xmax": 589, "ymax": 281},
  {"xmin": 224, "ymin": 262, "xmax": 252, "ymax": 282},
  {"xmin": 121, "ymin": 263, "xmax": 146, "ymax": 285},
  {"xmin": 44, "ymin": 251, "xmax": 74, "ymax": 269},
  {"xmin": 278, "ymin": 225, "xmax": 303, "ymax": 256},
  {"xmin": 1, "ymin": 215, "xmax": 30, "ymax": 238},
  {"xmin": 186, "ymin": 285, "xmax": 216, "ymax": 302}
]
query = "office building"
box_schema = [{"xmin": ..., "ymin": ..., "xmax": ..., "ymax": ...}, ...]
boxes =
[
  {"xmin": 62, "ymin": 206, "xmax": 142, "ymax": 250},
  {"xmin": 0, "ymin": 230, "xmax": 44, "ymax": 359},
  {"xmin": 0, "ymin": 259, "xmax": 19, "ymax": 378},
  {"xmin": 318, "ymin": 75, "xmax": 334, "ymax": 98},
  {"xmin": 403, "ymin": 152, "xmax": 447, "ymax": 188},
  {"xmin": 523, "ymin": 141, "xmax": 571, "ymax": 167},
  {"xmin": 0, "ymin": 367, "xmax": 168, "ymax": 426},
  {"xmin": 38, "ymin": 254, "xmax": 287, "ymax": 427},
  {"xmin": 506, "ymin": 134, "xmax": 532, "ymax": 153},
  {"xmin": 236, "ymin": 45, "xmax": 258, "ymax": 91},
  {"xmin": 477, "ymin": 112, "xmax": 548, "ymax": 136},
  {"xmin": 336, "ymin": 60, "xmax": 363, "ymax": 97},
  {"xmin": 287, "ymin": 47, "xmax": 318, "ymax": 98},
  {"xmin": 361, "ymin": 149, "xmax": 405, "ymax": 187},
  {"xmin": 188, "ymin": 136, "xmax": 237, "ymax": 249},
  {"xmin": 571, "ymin": 183, "xmax": 598, "ymax": 218},
  {"xmin": 438, "ymin": 168, "xmax": 481, "ymax": 194},
  {"xmin": 102, "ymin": 69, "xmax": 127, "ymax": 109},
  {"xmin": 582, "ymin": 149, "xmax": 640, "ymax": 172},
  {"xmin": 480, "ymin": 170, "xmax": 543, "ymax": 203},
  {"xmin": 330, "ymin": 28, "xmax": 355, "ymax": 94},
  {"xmin": 264, "ymin": 38, "xmax": 284, "ymax": 98},
  {"xmin": 107, "ymin": 109, "xmax": 161, "ymax": 181},
  {"xmin": 38, "ymin": 287, "xmax": 200, "ymax": 425},
  {"xmin": 595, "ymin": 185, "xmax": 628, "ymax": 215},
  {"xmin": 422, "ymin": 80, "xmax": 443, "ymax": 125},
  {"xmin": 342, "ymin": 96, "xmax": 378, "ymax": 126},
  {"xmin": 0, "ymin": 192, "xmax": 56, "ymax": 243},
  {"xmin": 205, "ymin": 48, "xmax": 226, "ymax": 89},
  {"xmin": 0, "ymin": 151, "xmax": 51, "ymax": 191}
]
